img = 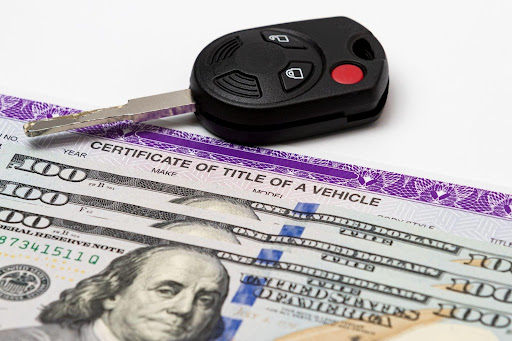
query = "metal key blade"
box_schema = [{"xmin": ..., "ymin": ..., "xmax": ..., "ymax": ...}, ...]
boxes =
[{"xmin": 23, "ymin": 89, "xmax": 196, "ymax": 137}]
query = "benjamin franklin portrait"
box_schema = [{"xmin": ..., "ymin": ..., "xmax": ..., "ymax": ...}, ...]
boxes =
[{"xmin": 0, "ymin": 244, "xmax": 229, "ymax": 341}]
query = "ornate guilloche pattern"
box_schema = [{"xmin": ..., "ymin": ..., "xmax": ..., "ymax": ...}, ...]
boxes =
[{"xmin": 1, "ymin": 94, "xmax": 511, "ymax": 246}]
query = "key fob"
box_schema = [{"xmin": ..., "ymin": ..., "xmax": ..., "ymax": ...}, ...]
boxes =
[{"xmin": 190, "ymin": 16, "xmax": 389, "ymax": 145}]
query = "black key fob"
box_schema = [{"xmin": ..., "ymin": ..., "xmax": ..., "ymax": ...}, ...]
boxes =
[{"xmin": 190, "ymin": 16, "xmax": 389, "ymax": 145}]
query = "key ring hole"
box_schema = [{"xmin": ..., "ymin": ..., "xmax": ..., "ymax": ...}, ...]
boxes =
[{"xmin": 352, "ymin": 38, "xmax": 375, "ymax": 61}]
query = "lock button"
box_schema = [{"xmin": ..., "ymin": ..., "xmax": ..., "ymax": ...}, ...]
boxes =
[
  {"xmin": 279, "ymin": 62, "xmax": 313, "ymax": 91},
  {"xmin": 262, "ymin": 31, "xmax": 306, "ymax": 49}
]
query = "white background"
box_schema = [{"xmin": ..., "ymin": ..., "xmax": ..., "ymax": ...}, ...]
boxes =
[{"xmin": 1, "ymin": 0, "xmax": 510, "ymax": 192}]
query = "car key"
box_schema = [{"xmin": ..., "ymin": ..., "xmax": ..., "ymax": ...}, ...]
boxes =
[{"xmin": 24, "ymin": 16, "xmax": 389, "ymax": 145}]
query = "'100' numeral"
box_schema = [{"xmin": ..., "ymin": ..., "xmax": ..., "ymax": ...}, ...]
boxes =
[
  {"xmin": 13, "ymin": 157, "xmax": 87, "ymax": 182},
  {"xmin": 435, "ymin": 303, "xmax": 510, "ymax": 328},
  {"xmin": 0, "ymin": 182, "xmax": 68, "ymax": 206},
  {"xmin": 464, "ymin": 253, "xmax": 512, "ymax": 273},
  {"xmin": 0, "ymin": 208, "xmax": 50, "ymax": 229}
]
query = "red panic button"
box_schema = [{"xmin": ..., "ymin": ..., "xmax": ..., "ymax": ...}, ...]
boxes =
[{"xmin": 331, "ymin": 64, "xmax": 364, "ymax": 84}]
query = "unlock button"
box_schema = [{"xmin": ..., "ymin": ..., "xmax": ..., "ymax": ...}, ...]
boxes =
[{"xmin": 280, "ymin": 62, "xmax": 313, "ymax": 91}]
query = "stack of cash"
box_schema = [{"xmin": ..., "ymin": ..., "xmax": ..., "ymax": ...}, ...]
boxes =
[{"xmin": 0, "ymin": 95, "xmax": 511, "ymax": 340}]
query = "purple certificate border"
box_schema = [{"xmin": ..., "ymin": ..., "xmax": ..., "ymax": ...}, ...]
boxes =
[{"xmin": 1, "ymin": 94, "xmax": 511, "ymax": 219}]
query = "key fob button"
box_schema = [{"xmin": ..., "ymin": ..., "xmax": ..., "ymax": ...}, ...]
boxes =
[
  {"xmin": 280, "ymin": 62, "xmax": 313, "ymax": 91},
  {"xmin": 215, "ymin": 71, "xmax": 261, "ymax": 98},
  {"xmin": 262, "ymin": 31, "xmax": 306, "ymax": 49},
  {"xmin": 331, "ymin": 64, "xmax": 364, "ymax": 84}
]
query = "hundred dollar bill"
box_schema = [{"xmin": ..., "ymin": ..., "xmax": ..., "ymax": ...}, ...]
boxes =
[
  {"xmin": 4, "ymin": 176, "xmax": 512, "ymax": 308},
  {"xmin": 0, "ymin": 200, "xmax": 511, "ymax": 340},
  {"xmin": 1, "ymin": 94, "xmax": 511, "ymax": 246},
  {"xmin": 2, "ymin": 144, "xmax": 512, "ymax": 273},
  {"xmin": 2, "ymin": 148, "xmax": 512, "ymax": 314}
]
